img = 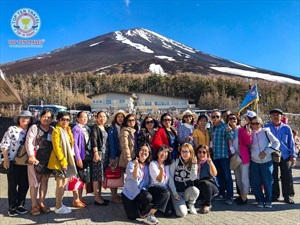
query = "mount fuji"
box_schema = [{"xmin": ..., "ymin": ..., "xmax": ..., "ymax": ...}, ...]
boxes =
[{"xmin": 1, "ymin": 28, "xmax": 299, "ymax": 85}]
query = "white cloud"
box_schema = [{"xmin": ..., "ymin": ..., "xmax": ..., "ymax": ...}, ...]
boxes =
[{"xmin": 124, "ymin": 0, "xmax": 130, "ymax": 7}]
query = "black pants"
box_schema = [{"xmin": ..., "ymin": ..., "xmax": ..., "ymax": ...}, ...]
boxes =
[
  {"xmin": 7, "ymin": 164, "xmax": 29, "ymax": 209},
  {"xmin": 122, "ymin": 190, "xmax": 152, "ymax": 220},
  {"xmin": 196, "ymin": 180, "xmax": 219, "ymax": 206},
  {"xmin": 148, "ymin": 186, "xmax": 171, "ymax": 214},
  {"xmin": 272, "ymin": 157, "xmax": 295, "ymax": 199}
]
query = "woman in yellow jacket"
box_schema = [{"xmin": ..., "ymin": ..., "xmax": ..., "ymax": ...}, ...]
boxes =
[{"xmin": 48, "ymin": 112, "xmax": 76, "ymax": 214}]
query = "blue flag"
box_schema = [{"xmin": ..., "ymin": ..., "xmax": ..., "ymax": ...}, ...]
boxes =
[{"xmin": 238, "ymin": 84, "xmax": 259, "ymax": 116}]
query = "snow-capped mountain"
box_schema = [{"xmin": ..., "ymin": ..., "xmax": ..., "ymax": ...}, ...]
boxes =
[{"xmin": 1, "ymin": 28, "xmax": 299, "ymax": 85}]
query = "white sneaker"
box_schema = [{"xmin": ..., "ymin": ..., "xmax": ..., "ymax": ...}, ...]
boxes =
[
  {"xmin": 188, "ymin": 204, "xmax": 197, "ymax": 215},
  {"xmin": 143, "ymin": 214, "xmax": 159, "ymax": 224},
  {"xmin": 54, "ymin": 205, "xmax": 72, "ymax": 214}
]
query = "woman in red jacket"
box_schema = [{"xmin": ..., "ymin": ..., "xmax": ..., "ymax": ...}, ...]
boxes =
[{"xmin": 152, "ymin": 113, "xmax": 178, "ymax": 159}]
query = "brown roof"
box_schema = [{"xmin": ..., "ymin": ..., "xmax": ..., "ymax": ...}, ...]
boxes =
[{"xmin": 0, "ymin": 70, "xmax": 22, "ymax": 104}]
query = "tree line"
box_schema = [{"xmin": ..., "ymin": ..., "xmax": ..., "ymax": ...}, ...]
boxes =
[{"xmin": 8, "ymin": 72, "xmax": 300, "ymax": 115}]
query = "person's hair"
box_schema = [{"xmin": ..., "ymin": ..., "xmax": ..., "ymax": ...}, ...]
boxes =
[
  {"xmin": 251, "ymin": 116, "xmax": 264, "ymax": 125},
  {"xmin": 196, "ymin": 144, "xmax": 210, "ymax": 158},
  {"xmin": 226, "ymin": 113, "xmax": 241, "ymax": 125},
  {"xmin": 134, "ymin": 143, "xmax": 152, "ymax": 165},
  {"xmin": 57, "ymin": 111, "xmax": 70, "ymax": 121},
  {"xmin": 160, "ymin": 113, "xmax": 173, "ymax": 127},
  {"xmin": 222, "ymin": 110, "xmax": 231, "ymax": 116},
  {"xmin": 76, "ymin": 111, "xmax": 87, "ymax": 119},
  {"xmin": 292, "ymin": 129, "xmax": 298, "ymax": 136},
  {"xmin": 153, "ymin": 145, "xmax": 172, "ymax": 165},
  {"xmin": 122, "ymin": 114, "xmax": 135, "ymax": 127},
  {"xmin": 197, "ymin": 114, "xmax": 208, "ymax": 123},
  {"xmin": 141, "ymin": 115, "xmax": 159, "ymax": 130},
  {"xmin": 212, "ymin": 109, "xmax": 220, "ymax": 114},
  {"xmin": 180, "ymin": 143, "xmax": 195, "ymax": 168},
  {"xmin": 96, "ymin": 111, "xmax": 107, "ymax": 118},
  {"xmin": 112, "ymin": 112, "xmax": 125, "ymax": 126},
  {"xmin": 41, "ymin": 109, "xmax": 54, "ymax": 119}
]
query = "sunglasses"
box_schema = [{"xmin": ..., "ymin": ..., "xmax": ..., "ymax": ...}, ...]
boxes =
[
  {"xmin": 60, "ymin": 118, "xmax": 70, "ymax": 122},
  {"xmin": 228, "ymin": 117, "xmax": 237, "ymax": 121},
  {"xmin": 128, "ymin": 119, "xmax": 135, "ymax": 122},
  {"xmin": 211, "ymin": 115, "xmax": 220, "ymax": 119},
  {"xmin": 163, "ymin": 118, "xmax": 172, "ymax": 122},
  {"xmin": 197, "ymin": 151, "xmax": 207, "ymax": 154},
  {"xmin": 184, "ymin": 115, "xmax": 192, "ymax": 118},
  {"xmin": 181, "ymin": 150, "xmax": 190, "ymax": 154},
  {"xmin": 251, "ymin": 122, "xmax": 260, "ymax": 126},
  {"xmin": 145, "ymin": 120, "xmax": 154, "ymax": 124}
]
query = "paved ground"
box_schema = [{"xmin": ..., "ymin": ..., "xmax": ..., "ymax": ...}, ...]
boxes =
[{"xmin": 0, "ymin": 165, "xmax": 299, "ymax": 225}]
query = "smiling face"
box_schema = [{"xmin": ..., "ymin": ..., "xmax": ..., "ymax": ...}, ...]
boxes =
[
  {"xmin": 196, "ymin": 146, "xmax": 209, "ymax": 161},
  {"xmin": 58, "ymin": 116, "xmax": 70, "ymax": 129},
  {"xmin": 251, "ymin": 118, "xmax": 262, "ymax": 131},
  {"xmin": 116, "ymin": 113, "xmax": 125, "ymax": 126},
  {"xmin": 127, "ymin": 116, "xmax": 136, "ymax": 128},
  {"xmin": 40, "ymin": 112, "xmax": 53, "ymax": 127},
  {"xmin": 270, "ymin": 112, "xmax": 282, "ymax": 126},
  {"xmin": 180, "ymin": 145, "xmax": 191, "ymax": 162},
  {"xmin": 183, "ymin": 115, "xmax": 193, "ymax": 124},
  {"xmin": 211, "ymin": 111, "xmax": 221, "ymax": 126},
  {"xmin": 77, "ymin": 112, "xmax": 88, "ymax": 125},
  {"xmin": 197, "ymin": 117, "xmax": 208, "ymax": 129},
  {"xmin": 138, "ymin": 145, "xmax": 150, "ymax": 163},
  {"xmin": 96, "ymin": 112, "xmax": 107, "ymax": 125},
  {"xmin": 228, "ymin": 115, "xmax": 238, "ymax": 127},
  {"xmin": 19, "ymin": 116, "xmax": 31, "ymax": 129},
  {"xmin": 162, "ymin": 115, "xmax": 172, "ymax": 128},
  {"xmin": 157, "ymin": 148, "xmax": 169, "ymax": 163},
  {"xmin": 145, "ymin": 118, "xmax": 154, "ymax": 129}
]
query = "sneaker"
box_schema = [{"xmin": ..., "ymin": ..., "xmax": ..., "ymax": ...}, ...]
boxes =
[
  {"xmin": 143, "ymin": 214, "xmax": 159, "ymax": 225},
  {"xmin": 188, "ymin": 204, "xmax": 197, "ymax": 215},
  {"xmin": 54, "ymin": 205, "xmax": 72, "ymax": 214},
  {"xmin": 214, "ymin": 194, "xmax": 225, "ymax": 201},
  {"xmin": 8, "ymin": 208, "xmax": 18, "ymax": 217},
  {"xmin": 16, "ymin": 206, "xmax": 27, "ymax": 214},
  {"xmin": 264, "ymin": 202, "xmax": 272, "ymax": 208},
  {"xmin": 257, "ymin": 202, "xmax": 264, "ymax": 208},
  {"xmin": 225, "ymin": 198, "xmax": 233, "ymax": 205}
]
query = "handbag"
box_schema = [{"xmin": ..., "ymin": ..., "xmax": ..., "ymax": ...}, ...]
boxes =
[
  {"xmin": 264, "ymin": 131, "xmax": 282, "ymax": 163},
  {"xmin": 77, "ymin": 162, "xmax": 91, "ymax": 183},
  {"xmin": 230, "ymin": 153, "xmax": 242, "ymax": 170},
  {"xmin": 65, "ymin": 177, "xmax": 84, "ymax": 191},
  {"xmin": 0, "ymin": 161, "xmax": 11, "ymax": 174},
  {"xmin": 13, "ymin": 145, "xmax": 29, "ymax": 166},
  {"xmin": 103, "ymin": 166, "xmax": 124, "ymax": 189}
]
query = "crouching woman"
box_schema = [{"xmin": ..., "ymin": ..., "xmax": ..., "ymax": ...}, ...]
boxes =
[
  {"xmin": 169, "ymin": 143, "xmax": 199, "ymax": 217},
  {"xmin": 122, "ymin": 143, "xmax": 152, "ymax": 220}
]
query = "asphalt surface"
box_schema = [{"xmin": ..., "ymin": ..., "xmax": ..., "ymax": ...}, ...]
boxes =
[{"xmin": 0, "ymin": 164, "xmax": 299, "ymax": 225}]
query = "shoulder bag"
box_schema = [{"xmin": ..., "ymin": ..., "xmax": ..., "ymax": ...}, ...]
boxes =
[
  {"xmin": 14, "ymin": 145, "xmax": 29, "ymax": 166},
  {"xmin": 265, "ymin": 131, "xmax": 281, "ymax": 163},
  {"xmin": 103, "ymin": 166, "xmax": 124, "ymax": 189}
]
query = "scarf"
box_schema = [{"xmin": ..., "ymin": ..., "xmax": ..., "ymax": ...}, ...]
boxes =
[
  {"xmin": 59, "ymin": 128, "xmax": 77, "ymax": 178},
  {"xmin": 197, "ymin": 159, "xmax": 207, "ymax": 179}
]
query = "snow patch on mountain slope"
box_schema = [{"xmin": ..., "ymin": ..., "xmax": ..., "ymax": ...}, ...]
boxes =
[
  {"xmin": 230, "ymin": 60, "xmax": 256, "ymax": 69},
  {"xmin": 210, "ymin": 67, "xmax": 300, "ymax": 85},
  {"xmin": 126, "ymin": 29, "xmax": 152, "ymax": 43},
  {"xmin": 90, "ymin": 41, "xmax": 103, "ymax": 47},
  {"xmin": 115, "ymin": 31, "xmax": 154, "ymax": 53},
  {"xmin": 149, "ymin": 63, "xmax": 167, "ymax": 75},
  {"xmin": 155, "ymin": 55, "xmax": 175, "ymax": 61}
]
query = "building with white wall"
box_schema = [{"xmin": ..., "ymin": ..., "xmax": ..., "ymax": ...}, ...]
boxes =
[{"xmin": 88, "ymin": 91, "xmax": 194, "ymax": 115}]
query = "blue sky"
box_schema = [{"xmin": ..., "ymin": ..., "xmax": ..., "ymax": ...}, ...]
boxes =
[{"xmin": 1, "ymin": 0, "xmax": 299, "ymax": 78}]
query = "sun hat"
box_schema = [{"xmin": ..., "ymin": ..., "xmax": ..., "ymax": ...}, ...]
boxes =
[
  {"xmin": 180, "ymin": 110, "xmax": 196, "ymax": 120},
  {"xmin": 13, "ymin": 110, "xmax": 34, "ymax": 123},
  {"xmin": 112, "ymin": 110, "xmax": 127, "ymax": 119},
  {"xmin": 243, "ymin": 111, "xmax": 257, "ymax": 119}
]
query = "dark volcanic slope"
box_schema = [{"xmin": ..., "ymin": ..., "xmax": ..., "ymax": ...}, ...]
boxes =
[{"xmin": 1, "ymin": 28, "xmax": 299, "ymax": 84}]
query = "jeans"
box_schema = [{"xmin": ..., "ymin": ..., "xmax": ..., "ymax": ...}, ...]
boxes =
[
  {"xmin": 213, "ymin": 158, "xmax": 233, "ymax": 198},
  {"xmin": 250, "ymin": 160, "xmax": 273, "ymax": 203},
  {"xmin": 148, "ymin": 186, "xmax": 171, "ymax": 213},
  {"xmin": 195, "ymin": 180, "xmax": 219, "ymax": 206},
  {"xmin": 272, "ymin": 157, "xmax": 295, "ymax": 199}
]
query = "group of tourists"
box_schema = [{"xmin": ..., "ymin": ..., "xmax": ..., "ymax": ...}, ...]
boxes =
[{"xmin": 0, "ymin": 107, "xmax": 297, "ymax": 225}]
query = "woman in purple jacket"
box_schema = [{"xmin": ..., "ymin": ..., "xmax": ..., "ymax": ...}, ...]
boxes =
[{"xmin": 72, "ymin": 111, "xmax": 91, "ymax": 207}]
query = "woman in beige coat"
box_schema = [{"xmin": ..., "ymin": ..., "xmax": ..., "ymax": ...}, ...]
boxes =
[{"xmin": 119, "ymin": 114, "xmax": 136, "ymax": 169}]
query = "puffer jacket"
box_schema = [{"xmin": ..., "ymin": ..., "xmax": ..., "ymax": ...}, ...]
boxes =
[{"xmin": 119, "ymin": 126, "xmax": 136, "ymax": 168}]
